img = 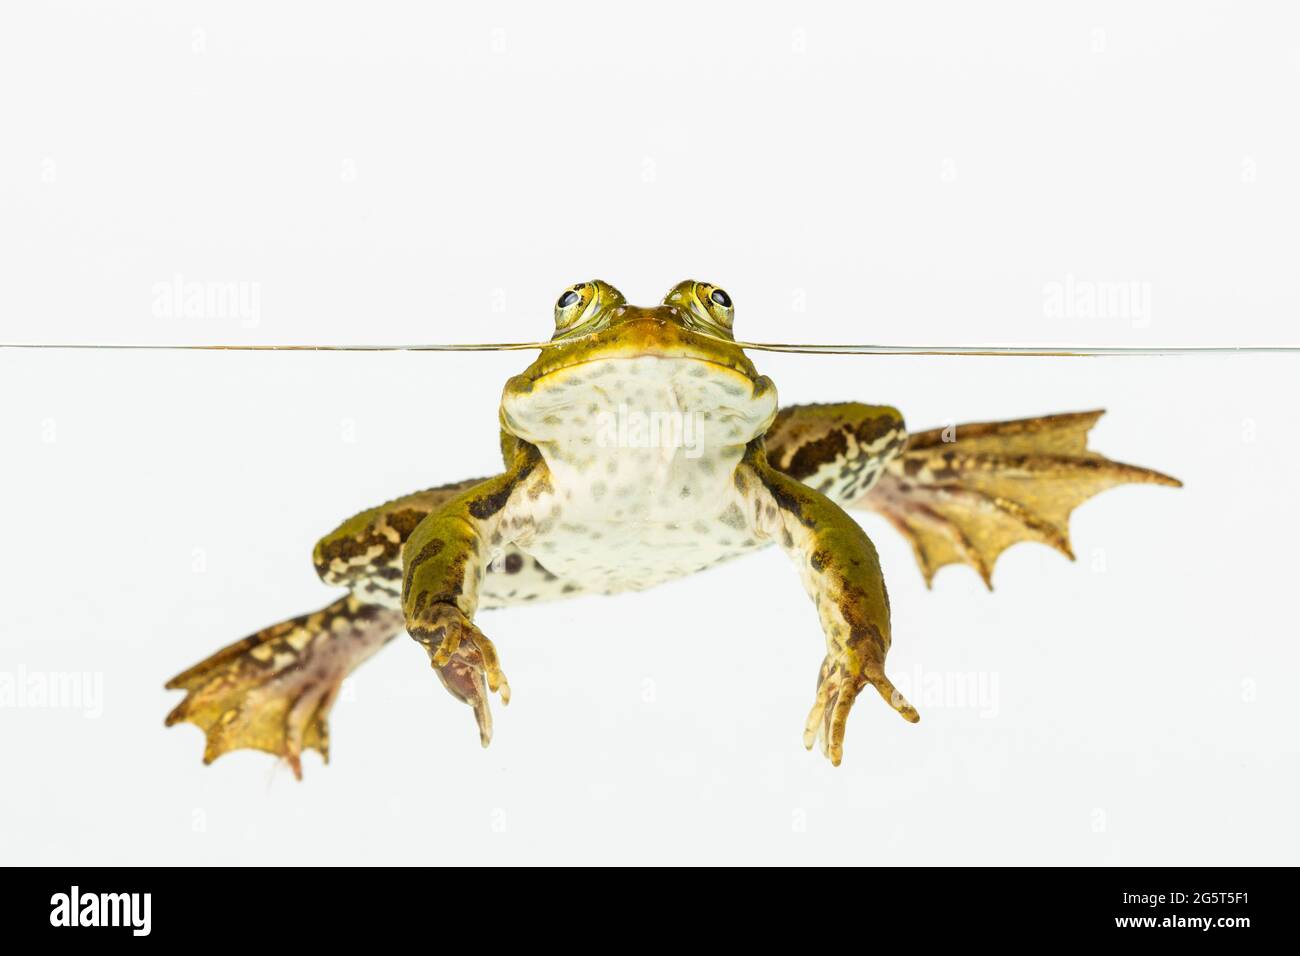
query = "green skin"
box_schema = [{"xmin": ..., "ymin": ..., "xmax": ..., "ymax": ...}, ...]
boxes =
[{"xmin": 166, "ymin": 279, "xmax": 1180, "ymax": 776}]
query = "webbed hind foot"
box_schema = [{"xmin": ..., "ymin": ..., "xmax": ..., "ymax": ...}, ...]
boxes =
[
  {"xmin": 858, "ymin": 409, "xmax": 1181, "ymax": 587},
  {"xmin": 165, "ymin": 596, "xmax": 401, "ymax": 778}
]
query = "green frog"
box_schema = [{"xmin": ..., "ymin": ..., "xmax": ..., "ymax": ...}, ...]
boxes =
[{"xmin": 166, "ymin": 279, "xmax": 1180, "ymax": 775}]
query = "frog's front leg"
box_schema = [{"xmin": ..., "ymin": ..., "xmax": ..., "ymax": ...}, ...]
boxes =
[
  {"xmin": 401, "ymin": 445, "xmax": 547, "ymax": 747},
  {"xmin": 737, "ymin": 445, "xmax": 919, "ymax": 766}
]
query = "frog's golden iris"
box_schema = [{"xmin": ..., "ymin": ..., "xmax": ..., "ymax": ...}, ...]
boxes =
[
  {"xmin": 551, "ymin": 279, "xmax": 625, "ymax": 336},
  {"xmin": 663, "ymin": 279, "xmax": 736, "ymax": 335},
  {"xmin": 165, "ymin": 279, "xmax": 1181, "ymax": 777}
]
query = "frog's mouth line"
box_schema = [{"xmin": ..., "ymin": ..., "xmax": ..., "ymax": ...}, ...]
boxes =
[
  {"xmin": 524, "ymin": 315, "xmax": 760, "ymax": 385},
  {"xmin": 542, "ymin": 326, "xmax": 740, "ymax": 351},
  {"xmin": 526, "ymin": 352, "xmax": 759, "ymax": 387}
]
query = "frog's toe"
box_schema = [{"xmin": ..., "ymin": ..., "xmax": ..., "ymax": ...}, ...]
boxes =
[
  {"xmin": 802, "ymin": 657, "xmax": 833, "ymax": 752},
  {"xmin": 428, "ymin": 626, "xmax": 510, "ymax": 748},
  {"xmin": 871, "ymin": 672, "xmax": 920, "ymax": 724},
  {"xmin": 436, "ymin": 651, "xmax": 493, "ymax": 746}
]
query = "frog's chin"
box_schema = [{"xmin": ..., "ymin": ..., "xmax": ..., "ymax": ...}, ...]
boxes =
[{"xmin": 500, "ymin": 353, "xmax": 777, "ymax": 452}]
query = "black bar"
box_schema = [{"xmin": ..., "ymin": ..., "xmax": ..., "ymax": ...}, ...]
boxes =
[{"xmin": 2, "ymin": 867, "xmax": 1281, "ymax": 941}]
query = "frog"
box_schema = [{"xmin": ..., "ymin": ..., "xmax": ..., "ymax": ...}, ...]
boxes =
[{"xmin": 166, "ymin": 279, "xmax": 1181, "ymax": 776}]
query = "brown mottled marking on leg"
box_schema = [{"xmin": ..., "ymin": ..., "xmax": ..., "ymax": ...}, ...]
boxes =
[
  {"xmin": 785, "ymin": 429, "xmax": 848, "ymax": 481},
  {"xmin": 468, "ymin": 456, "xmax": 538, "ymax": 520},
  {"xmin": 313, "ymin": 477, "xmax": 488, "ymax": 587},
  {"xmin": 763, "ymin": 403, "xmax": 907, "ymax": 508},
  {"xmin": 386, "ymin": 507, "xmax": 427, "ymax": 540},
  {"xmin": 854, "ymin": 413, "xmax": 900, "ymax": 444},
  {"xmin": 750, "ymin": 445, "xmax": 814, "ymax": 528},
  {"xmin": 402, "ymin": 537, "xmax": 446, "ymax": 603}
]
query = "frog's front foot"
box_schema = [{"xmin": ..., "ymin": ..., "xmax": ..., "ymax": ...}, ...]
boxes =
[
  {"xmin": 409, "ymin": 604, "xmax": 510, "ymax": 747},
  {"xmin": 803, "ymin": 654, "xmax": 919, "ymax": 766}
]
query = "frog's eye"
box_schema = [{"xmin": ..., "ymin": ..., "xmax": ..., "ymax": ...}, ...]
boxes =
[
  {"xmin": 554, "ymin": 282, "xmax": 593, "ymax": 331},
  {"xmin": 661, "ymin": 279, "xmax": 736, "ymax": 335},
  {"xmin": 553, "ymin": 280, "xmax": 625, "ymax": 334},
  {"xmin": 697, "ymin": 282, "xmax": 734, "ymax": 329}
]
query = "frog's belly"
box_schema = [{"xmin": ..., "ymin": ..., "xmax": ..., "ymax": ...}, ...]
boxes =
[
  {"xmin": 502, "ymin": 353, "xmax": 779, "ymax": 593},
  {"xmin": 517, "ymin": 514, "xmax": 766, "ymax": 594},
  {"xmin": 516, "ymin": 441, "xmax": 767, "ymax": 594}
]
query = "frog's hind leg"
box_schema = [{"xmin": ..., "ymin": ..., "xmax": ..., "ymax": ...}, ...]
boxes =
[
  {"xmin": 854, "ymin": 409, "xmax": 1181, "ymax": 588},
  {"xmin": 165, "ymin": 595, "xmax": 402, "ymax": 778},
  {"xmin": 764, "ymin": 402, "xmax": 909, "ymax": 506}
]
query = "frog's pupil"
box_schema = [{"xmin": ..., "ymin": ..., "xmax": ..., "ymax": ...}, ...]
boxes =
[
  {"xmin": 710, "ymin": 288, "xmax": 732, "ymax": 308},
  {"xmin": 558, "ymin": 290, "xmax": 580, "ymax": 309}
]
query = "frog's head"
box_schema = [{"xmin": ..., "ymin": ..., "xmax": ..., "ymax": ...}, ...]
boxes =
[
  {"xmin": 520, "ymin": 278, "xmax": 754, "ymax": 376},
  {"xmin": 502, "ymin": 280, "xmax": 777, "ymax": 450}
]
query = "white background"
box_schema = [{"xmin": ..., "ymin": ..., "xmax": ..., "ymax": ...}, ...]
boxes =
[{"xmin": 1, "ymin": 2, "xmax": 1297, "ymax": 865}]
